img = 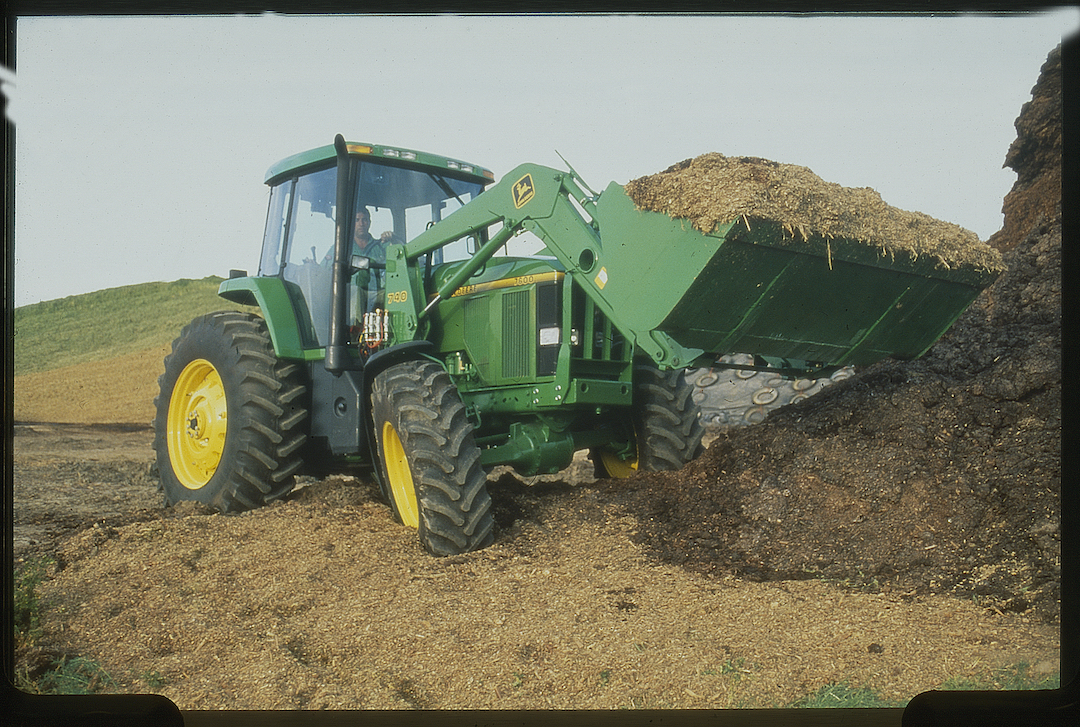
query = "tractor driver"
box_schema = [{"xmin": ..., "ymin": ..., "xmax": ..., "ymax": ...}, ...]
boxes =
[
  {"xmin": 351, "ymin": 206, "xmax": 391, "ymax": 263},
  {"xmin": 345, "ymin": 206, "xmax": 396, "ymax": 317},
  {"xmin": 321, "ymin": 206, "xmax": 393, "ymax": 265},
  {"xmin": 311, "ymin": 206, "xmax": 396, "ymax": 323}
]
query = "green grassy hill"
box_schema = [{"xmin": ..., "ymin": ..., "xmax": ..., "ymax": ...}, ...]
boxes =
[{"xmin": 14, "ymin": 277, "xmax": 257, "ymax": 376}]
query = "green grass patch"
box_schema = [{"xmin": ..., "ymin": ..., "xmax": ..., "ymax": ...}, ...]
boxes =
[
  {"xmin": 13, "ymin": 556, "xmax": 52, "ymax": 646},
  {"xmin": 32, "ymin": 656, "xmax": 117, "ymax": 695},
  {"xmin": 787, "ymin": 662, "xmax": 1060, "ymax": 711},
  {"xmin": 788, "ymin": 681, "xmax": 907, "ymax": 709},
  {"xmin": 14, "ymin": 557, "xmax": 117, "ymax": 695},
  {"xmin": 13, "ymin": 276, "xmax": 256, "ymax": 376}
]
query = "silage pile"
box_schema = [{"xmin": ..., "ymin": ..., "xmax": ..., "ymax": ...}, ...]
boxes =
[
  {"xmin": 624, "ymin": 153, "xmax": 1005, "ymax": 276},
  {"xmin": 607, "ymin": 46, "xmax": 1062, "ymax": 623}
]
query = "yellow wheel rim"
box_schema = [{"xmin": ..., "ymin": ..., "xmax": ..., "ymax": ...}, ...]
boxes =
[
  {"xmin": 167, "ymin": 359, "xmax": 227, "ymax": 490},
  {"xmin": 382, "ymin": 421, "xmax": 419, "ymax": 528},
  {"xmin": 600, "ymin": 448, "xmax": 639, "ymax": 479}
]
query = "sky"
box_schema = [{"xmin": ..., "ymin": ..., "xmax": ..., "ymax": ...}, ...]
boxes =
[{"xmin": 10, "ymin": 11, "xmax": 1079, "ymax": 308}]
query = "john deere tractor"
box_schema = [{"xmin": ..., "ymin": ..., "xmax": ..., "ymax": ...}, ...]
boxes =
[{"xmin": 155, "ymin": 135, "xmax": 999, "ymax": 556}]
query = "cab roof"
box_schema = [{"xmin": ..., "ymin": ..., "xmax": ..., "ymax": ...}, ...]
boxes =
[{"xmin": 264, "ymin": 140, "xmax": 495, "ymax": 186}]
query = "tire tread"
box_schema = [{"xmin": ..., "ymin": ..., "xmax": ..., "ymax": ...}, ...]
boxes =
[{"xmin": 372, "ymin": 361, "xmax": 495, "ymax": 556}]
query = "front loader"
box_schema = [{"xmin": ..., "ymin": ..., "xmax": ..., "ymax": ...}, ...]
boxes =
[{"xmin": 154, "ymin": 135, "xmax": 1002, "ymax": 555}]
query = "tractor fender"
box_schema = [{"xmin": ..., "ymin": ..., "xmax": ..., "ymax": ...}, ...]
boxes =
[
  {"xmin": 217, "ymin": 276, "xmax": 308, "ymax": 359},
  {"xmin": 362, "ymin": 341, "xmax": 437, "ymax": 398}
]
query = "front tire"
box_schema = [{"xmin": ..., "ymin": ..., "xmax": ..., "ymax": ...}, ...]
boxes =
[
  {"xmin": 592, "ymin": 363, "xmax": 705, "ymax": 479},
  {"xmin": 371, "ymin": 361, "xmax": 494, "ymax": 556},
  {"xmin": 153, "ymin": 311, "xmax": 308, "ymax": 511}
]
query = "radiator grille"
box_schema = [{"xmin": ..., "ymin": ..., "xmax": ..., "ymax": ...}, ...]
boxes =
[
  {"xmin": 463, "ymin": 297, "xmax": 489, "ymax": 368},
  {"xmin": 502, "ymin": 290, "xmax": 530, "ymax": 378}
]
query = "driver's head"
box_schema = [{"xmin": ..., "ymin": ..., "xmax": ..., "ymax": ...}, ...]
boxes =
[{"xmin": 355, "ymin": 207, "xmax": 371, "ymax": 238}]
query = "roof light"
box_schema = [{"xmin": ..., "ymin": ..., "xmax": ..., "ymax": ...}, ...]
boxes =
[
  {"xmin": 346, "ymin": 144, "xmax": 373, "ymax": 155},
  {"xmin": 448, "ymin": 161, "xmax": 480, "ymax": 175},
  {"xmin": 382, "ymin": 148, "xmax": 417, "ymax": 161}
]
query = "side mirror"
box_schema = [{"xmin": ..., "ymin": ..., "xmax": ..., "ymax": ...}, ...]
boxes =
[{"xmin": 350, "ymin": 254, "xmax": 386, "ymax": 272}]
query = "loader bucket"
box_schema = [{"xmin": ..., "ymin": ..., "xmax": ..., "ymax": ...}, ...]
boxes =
[{"xmin": 590, "ymin": 182, "xmax": 1001, "ymax": 369}]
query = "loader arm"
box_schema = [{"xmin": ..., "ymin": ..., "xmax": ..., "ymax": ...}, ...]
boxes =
[{"xmin": 397, "ymin": 163, "xmax": 702, "ymax": 368}]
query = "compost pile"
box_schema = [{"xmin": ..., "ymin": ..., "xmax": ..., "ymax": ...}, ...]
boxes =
[
  {"xmin": 625, "ymin": 153, "xmax": 1006, "ymax": 277},
  {"xmin": 605, "ymin": 47, "xmax": 1062, "ymax": 622},
  {"xmin": 988, "ymin": 42, "xmax": 1063, "ymax": 254}
]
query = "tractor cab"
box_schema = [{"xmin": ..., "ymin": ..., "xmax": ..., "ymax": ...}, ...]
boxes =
[{"xmin": 255, "ymin": 142, "xmax": 493, "ymax": 348}]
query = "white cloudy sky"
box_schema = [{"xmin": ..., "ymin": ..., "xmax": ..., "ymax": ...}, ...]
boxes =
[{"xmin": 10, "ymin": 11, "xmax": 1078, "ymax": 308}]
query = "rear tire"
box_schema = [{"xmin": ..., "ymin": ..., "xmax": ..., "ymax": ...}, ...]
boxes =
[
  {"xmin": 153, "ymin": 311, "xmax": 308, "ymax": 511},
  {"xmin": 371, "ymin": 361, "xmax": 495, "ymax": 556},
  {"xmin": 592, "ymin": 363, "xmax": 705, "ymax": 479}
]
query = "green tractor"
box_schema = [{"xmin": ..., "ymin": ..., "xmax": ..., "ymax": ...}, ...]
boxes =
[{"xmin": 155, "ymin": 135, "xmax": 1000, "ymax": 555}]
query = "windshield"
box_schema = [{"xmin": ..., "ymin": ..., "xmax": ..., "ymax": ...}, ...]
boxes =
[{"xmin": 356, "ymin": 163, "xmax": 483, "ymax": 240}]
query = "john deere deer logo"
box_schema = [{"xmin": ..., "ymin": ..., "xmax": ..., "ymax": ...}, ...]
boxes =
[{"xmin": 512, "ymin": 174, "xmax": 535, "ymax": 209}]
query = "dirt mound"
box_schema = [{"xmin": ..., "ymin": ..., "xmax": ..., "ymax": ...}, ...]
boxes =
[
  {"xmin": 624, "ymin": 152, "xmax": 1004, "ymax": 276},
  {"xmin": 609, "ymin": 47, "xmax": 1062, "ymax": 624}
]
